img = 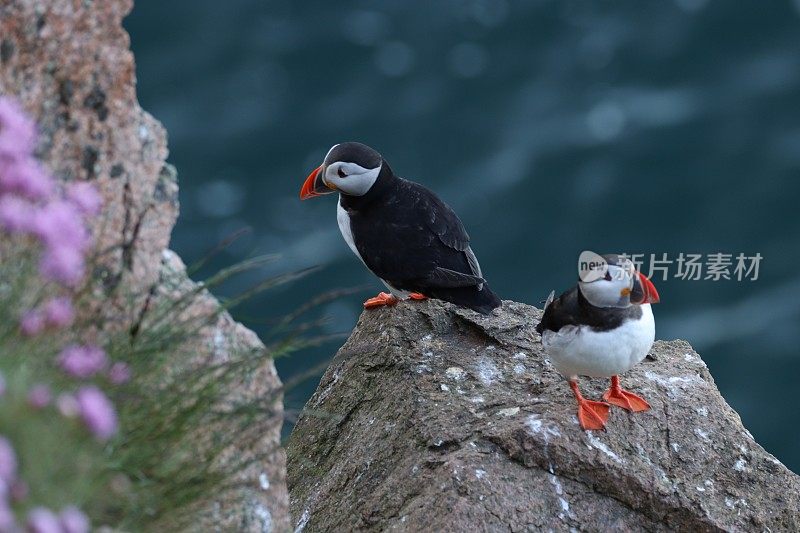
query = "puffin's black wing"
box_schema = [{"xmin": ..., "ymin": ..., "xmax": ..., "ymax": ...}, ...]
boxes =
[
  {"xmin": 536, "ymin": 287, "xmax": 581, "ymax": 334},
  {"xmin": 424, "ymin": 188, "xmax": 469, "ymax": 250},
  {"xmin": 350, "ymin": 178, "xmax": 500, "ymax": 313},
  {"xmin": 420, "ymin": 183, "xmax": 489, "ymax": 289},
  {"xmin": 536, "ymin": 286, "xmax": 643, "ymax": 334},
  {"xmin": 427, "ymin": 266, "xmax": 485, "ymax": 288}
]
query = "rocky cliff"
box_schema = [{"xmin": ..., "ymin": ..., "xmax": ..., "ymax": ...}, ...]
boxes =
[
  {"xmin": 0, "ymin": 1, "xmax": 288, "ymax": 530},
  {"xmin": 288, "ymin": 299, "xmax": 799, "ymax": 532}
]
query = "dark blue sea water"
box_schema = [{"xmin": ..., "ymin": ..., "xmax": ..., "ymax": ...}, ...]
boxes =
[{"xmin": 126, "ymin": 0, "xmax": 800, "ymax": 472}]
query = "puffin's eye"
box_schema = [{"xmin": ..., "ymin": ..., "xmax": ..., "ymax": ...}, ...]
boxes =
[{"xmin": 338, "ymin": 167, "xmax": 347, "ymax": 178}]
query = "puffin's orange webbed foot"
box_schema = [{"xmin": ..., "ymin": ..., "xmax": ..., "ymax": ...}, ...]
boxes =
[
  {"xmin": 363, "ymin": 292, "xmax": 398, "ymax": 309},
  {"xmin": 603, "ymin": 375, "xmax": 650, "ymax": 412},
  {"xmin": 408, "ymin": 292, "xmax": 428, "ymax": 301},
  {"xmin": 577, "ymin": 400, "xmax": 611, "ymax": 431},
  {"xmin": 569, "ymin": 380, "xmax": 609, "ymax": 431}
]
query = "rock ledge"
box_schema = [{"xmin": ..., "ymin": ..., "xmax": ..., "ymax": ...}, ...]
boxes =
[{"xmin": 288, "ymin": 299, "xmax": 799, "ymax": 532}]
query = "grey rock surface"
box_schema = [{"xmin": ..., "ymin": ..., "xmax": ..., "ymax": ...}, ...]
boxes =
[
  {"xmin": 0, "ymin": 1, "xmax": 289, "ymax": 530},
  {"xmin": 288, "ymin": 299, "xmax": 799, "ymax": 532},
  {"xmin": 152, "ymin": 250, "xmax": 289, "ymax": 532}
]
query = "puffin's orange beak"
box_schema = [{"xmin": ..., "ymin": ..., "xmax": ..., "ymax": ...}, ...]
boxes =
[
  {"xmin": 300, "ymin": 165, "xmax": 335, "ymax": 200},
  {"xmin": 635, "ymin": 272, "xmax": 660, "ymax": 304}
]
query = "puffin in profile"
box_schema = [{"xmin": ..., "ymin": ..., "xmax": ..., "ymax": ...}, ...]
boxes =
[
  {"xmin": 300, "ymin": 142, "xmax": 501, "ymax": 315},
  {"xmin": 536, "ymin": 254, "xmax": 660, "ymax": 430}
]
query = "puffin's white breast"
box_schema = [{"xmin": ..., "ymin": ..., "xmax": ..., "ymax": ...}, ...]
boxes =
[
  {"xmin": 541, "ymin": 304, "xmax": 655, "ymax": 379},
  {"xmin": 337, "ymin": 199, "xmax": 364, "ymax": 264}
]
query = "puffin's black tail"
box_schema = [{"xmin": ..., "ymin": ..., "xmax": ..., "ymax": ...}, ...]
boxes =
[{"xmin": 428, "ymin": 284, "xmax": 502, "ymax": 315}]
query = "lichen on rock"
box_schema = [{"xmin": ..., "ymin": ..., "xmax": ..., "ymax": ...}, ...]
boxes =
[{"xmin": 288, "ymin": 299, "xmax": 799, "ymax": 532}]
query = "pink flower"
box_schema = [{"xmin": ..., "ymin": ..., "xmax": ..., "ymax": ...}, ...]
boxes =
[
  {"xmin": 76, "ymin": 386, "xmax": 118, "ymax": 442},
  {"xmin": 0, "ymin": 97, "xmax": 36, "ymax": 158},
  {"xmin": 107, "ymin": 362, "xmax": 132, "ymax": 385},
  {"xmin": 26, "ymin": 507, "xmax": 61, "ymax": 533},
  {"xmin": 59, "ymin": 506, "xmax": 89, "ymax": 533},
  {"xmin": 0, "ymin": 99, "xmax": 100, "ymax": 294},
  {"xmin": 0, "ymin": 157, "xmax": 53, "ymax": 200},
  {"xmin": 0, "ymin": 194, "xmax": 36, "ymax": 233},
  {"xmin": 58, "ymin": 345, "xmax": 107, "ymax": 379},
  {"xmin": 27, "ymin": 384, "xmax": 52, "ymax": 409},
  {"xmin": 19, "ymin": 309, "xmax": 45, "ymax": 336},
  {"xmin": 0, "ymin": 500, "xmax": 14, "ymax": 532},
  {"xmin": 43, "ymin": 297, "xmax": 74, "ymax": 328},
  {"xmin": 66, "ymin": 182, "xmax": 102, "ymax": 216},
  {"xmin": 0, "ymin": 436, "xmax": 17, "ymax": 485},
  {"xmin": 32, "ymin": 200, "xmax": 89, "ymax": 252},
  {"xmin": 39, "ymin": 245, "xmax": 85, "ymax": 286}
]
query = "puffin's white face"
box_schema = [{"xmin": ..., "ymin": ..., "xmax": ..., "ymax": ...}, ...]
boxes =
[
  {"xmin": 299, "ymin": 142, "xmax": 384, "ymax": 200},
  {"xmin": 579, "ymin": 259, "xmax": 659, "ymax": 308},
  {"xmin": 322, "ymin": 161, "xmax": 381, "ymax": 197},
  {"xmin": 579, "ymin": 262, "xmax": 635, "ymax": 308}
]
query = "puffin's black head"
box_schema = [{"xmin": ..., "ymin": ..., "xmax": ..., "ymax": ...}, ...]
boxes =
[
  {"xmin": 578, "ymin": 253, "xmax": 660, "ymax": 308},
  {"xmin": 300, "ymin": 142, "xmax": 384, "ymax": 199}
]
